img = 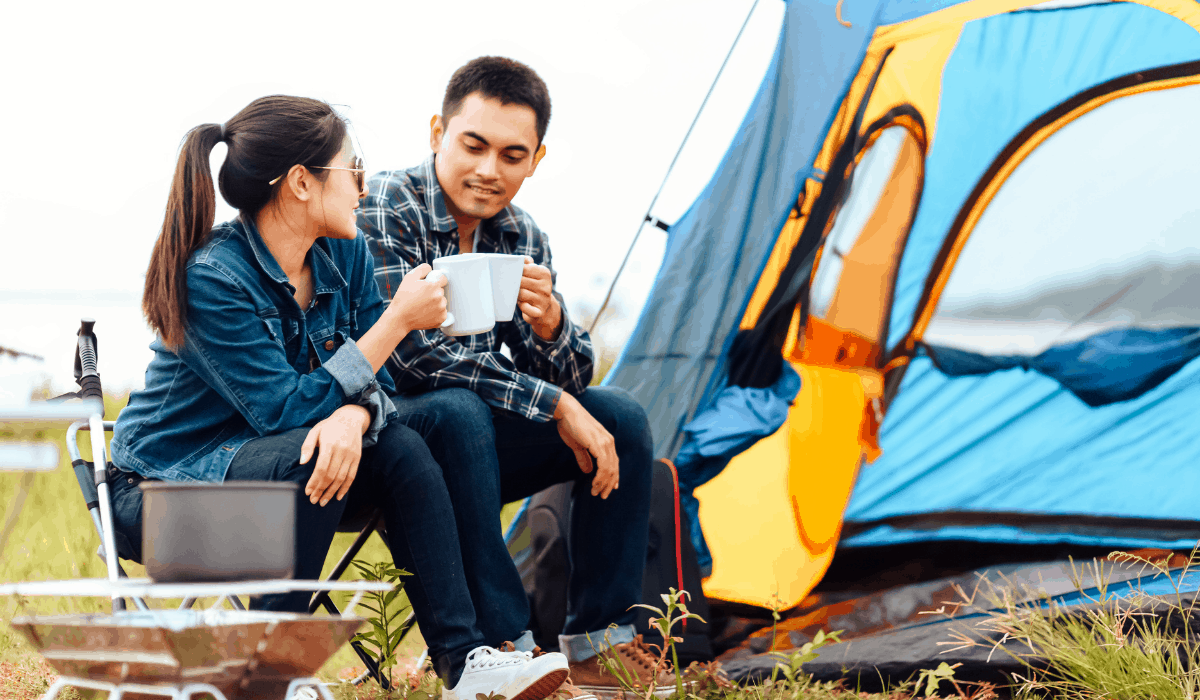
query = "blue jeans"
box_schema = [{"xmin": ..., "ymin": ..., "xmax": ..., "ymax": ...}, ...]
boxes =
[
  {"xmin": 393, "ymin": 386, "xmax": 653, "ymax": 659},
  {"xmin": 109, "ymin": 422, "xmax": 485, "ymax": 685}
]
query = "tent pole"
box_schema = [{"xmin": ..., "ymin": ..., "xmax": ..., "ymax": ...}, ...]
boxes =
[{"xmin": 588, "ymin": 0, "xmax": 763, "ymax": 335}]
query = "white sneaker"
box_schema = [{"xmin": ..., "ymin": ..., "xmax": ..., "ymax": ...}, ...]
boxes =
[{"xmin": 441, "ymin": 645, "xmax": 570, "ymax": 700}]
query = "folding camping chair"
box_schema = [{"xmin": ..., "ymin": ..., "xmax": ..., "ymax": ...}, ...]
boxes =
[
  {"xmin": 56, "ymin": 318, "xmax": 415, "ymax": 688},
  {"xmin": 55, "ymin": 319, "xmax": 242, "ymax": 613}
]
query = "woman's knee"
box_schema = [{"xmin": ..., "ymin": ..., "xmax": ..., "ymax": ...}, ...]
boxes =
[{"xmin": 229, "ymin": 428, "xmax": 312, "ymax": 485}]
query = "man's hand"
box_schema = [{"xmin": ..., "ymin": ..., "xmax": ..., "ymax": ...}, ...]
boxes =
[
  {"xmin": 554, "ymin": 392, "xmax": 619, "ymax": 499},
  {"xmin": 518, "ymin": 256, "xmax": 563, "ymax": 341},
  {"xmin": 300, "ymin": 404, "xmax": 370, "ymax": 507}
]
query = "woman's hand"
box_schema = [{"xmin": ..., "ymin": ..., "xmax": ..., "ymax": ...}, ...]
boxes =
[
  {"xmin": 553, "ymin": 392, "xmax": 620, "ymax": 499},
  {"xmin": 389, "ymin": 263, "xmax": 449, "ymax": 332},
  {"xmin": 300, "ymin": 404, "xmax": 370, "ymax": 507}
]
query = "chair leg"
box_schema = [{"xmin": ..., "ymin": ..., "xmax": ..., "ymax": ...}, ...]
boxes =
[
  {"xmin": 308, "ymin": 511, "xmax": 382, "ymax": 614},
  {"xmin": 96, "ymin": 550, "xmax": 149, "ymax": 612},
  {"xmin": 307, "ymin": 511, "xmax": 391, "ymax": 689}
]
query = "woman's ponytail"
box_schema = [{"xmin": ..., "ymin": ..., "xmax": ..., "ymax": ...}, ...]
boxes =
[
  {"xmin": 143, "ymin": 123, "xmax": 223, "ymax": 350},
  {"xmin": 142, "ymin": 96, "xmax": 346, "ymax": 351}
]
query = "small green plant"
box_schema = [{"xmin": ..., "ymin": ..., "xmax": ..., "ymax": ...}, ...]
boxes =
[
  {"xmin": 915, "ymin": 662, "xmax": 961, "ymax": 697},
  {"xmin": 770, "ymin": 629, "xmax": 844, "ymax": 684},
  {"xmin": 592, "ymin": 587, "xmax": 705, "ymax": 700},
  {"xmin": 768, "ymin": 591, "xmax": 784, "ymax": 654},
  {"xmin": 635, "ymin": 587, "xmax": 707, "ymax": 699},
  {"xmin": 350, "ymin": 559, "xmax": 412, "ymax": 692}
]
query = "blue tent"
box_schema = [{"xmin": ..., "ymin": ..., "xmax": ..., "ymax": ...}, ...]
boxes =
[{"xmin": 603, "ymin": 0, "xmax": 1200, "ymax": 609}]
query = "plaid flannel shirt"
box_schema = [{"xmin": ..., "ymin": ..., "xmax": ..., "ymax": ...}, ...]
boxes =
[{"xmin": 357, "ymin": 156, "xmax": 595, "ymax": 422}]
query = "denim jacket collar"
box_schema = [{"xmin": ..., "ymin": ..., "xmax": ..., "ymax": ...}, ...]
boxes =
[
  {"xmin": 240, "ymin": 215, "xmax": 349, "ymax": 299},
  {"xmin": 110, "ymin": 215, "xmax": 397, "ymax": 484}
]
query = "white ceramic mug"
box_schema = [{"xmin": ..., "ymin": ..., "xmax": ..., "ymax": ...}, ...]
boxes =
[
  {"xmin": 485, "ymin": 254, "xmax": 526, "ymax": 322},
  {"xmin": 426, "ymin": 254, "xmax": 496, "ymax": 336}
]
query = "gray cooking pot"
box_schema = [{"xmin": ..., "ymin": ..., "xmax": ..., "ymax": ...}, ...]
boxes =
[{"xmin": 140, "ymin": 481, "xmax": 297, "ymax": 582}]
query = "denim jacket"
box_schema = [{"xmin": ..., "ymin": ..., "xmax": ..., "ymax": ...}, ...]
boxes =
[{"xmin": 111, "ymin": 217, "xmax": 397, "ymax": 483}]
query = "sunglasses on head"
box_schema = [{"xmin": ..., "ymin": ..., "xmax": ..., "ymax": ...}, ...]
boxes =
[{"xmin": 269, "ymin": 155, "xmax": 365, "ymax": 190}]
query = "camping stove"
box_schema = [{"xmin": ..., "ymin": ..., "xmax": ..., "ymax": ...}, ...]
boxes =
[
  {"xmin": 10, "ymin": 609, "xmax": 362, "ymax": 700},
  {"xmin": 1, "ymin": 577, "xmax": 395, "ymax": 700}
]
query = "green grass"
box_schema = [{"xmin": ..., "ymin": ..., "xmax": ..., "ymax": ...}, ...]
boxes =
[
  {"xmin": 957, "ymin": 551, "xmax": 1200, "ymax": 700},
  {"xmin": 0, "ymin": 394, "xmax": 523, "ymax": 699},
  {"xmin": 10, "ymin": 394, "xmax": 1198, "ymax": 700}
]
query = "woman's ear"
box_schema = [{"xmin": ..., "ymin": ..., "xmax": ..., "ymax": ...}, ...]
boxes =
[{"xmin": 283, "ymin": 165, "xmax": 315, "ymax": 202}]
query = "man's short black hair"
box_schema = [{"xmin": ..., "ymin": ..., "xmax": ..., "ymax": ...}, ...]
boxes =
[{"xmin": 442, "ymin": 56, "xmax": 551, "ymax": 144}]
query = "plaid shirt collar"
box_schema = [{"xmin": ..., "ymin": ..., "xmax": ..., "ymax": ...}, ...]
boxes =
[{"xmin": 416, "ymin": 156, "xmax": 524, "ymax": 249}]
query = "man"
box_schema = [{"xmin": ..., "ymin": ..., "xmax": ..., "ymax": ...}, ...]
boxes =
[{"xmin": 358, "ymin": 57, "xmax": 665, "ymax": 697}]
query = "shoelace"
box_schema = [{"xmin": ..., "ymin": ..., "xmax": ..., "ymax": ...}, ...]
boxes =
[
  {"xmin": 466, "ymin": 645, "xmax": 533, "ymax": 670},
  {"xmin": 498, "ymin": 641, "xmax": 547, "ymax": 657},
  {"xmin": 618, "ymin": 635, "xmax": 661, "ymax": 671}
]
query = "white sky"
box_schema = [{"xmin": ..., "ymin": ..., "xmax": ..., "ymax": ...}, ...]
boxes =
[{"xmin": 0, "ymin": 0, "xmax": 785, "ymax": 394}]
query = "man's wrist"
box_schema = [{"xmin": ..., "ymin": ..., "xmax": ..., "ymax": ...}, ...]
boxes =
[
  {"xmin": 534, "ymin": 299, "xmax": 564, "ymax": 342},
  {"xmin": 553, "ymin": 389, "xmax": 574, "ymax": 420}
]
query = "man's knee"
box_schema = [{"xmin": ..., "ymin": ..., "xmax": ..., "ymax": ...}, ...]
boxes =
[
  {"xmin": 371, "ymin": 422, "xmax": 444, "ymax": 488},
  {"xmin": 395, "ymin": 388, "xmax": 495, "ymax": 441},
  {"xmin": 576, "ymin": 386, "xmax": 652, "ymax": 454}
]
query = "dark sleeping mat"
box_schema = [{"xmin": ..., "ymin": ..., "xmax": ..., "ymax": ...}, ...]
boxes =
[
  {"xmin": 722, "ymin": 593, "xmax": 1200, "ymax": 690},
  {"xmin": 720, "ymin": 614, "xmax": 1039, "ymax": 689}
]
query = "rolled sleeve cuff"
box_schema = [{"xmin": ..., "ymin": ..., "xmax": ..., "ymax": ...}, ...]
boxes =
[
  {"xmin": 325, "ymin": 339, "xmax": 394, "ymax": 446},
  {"xmin": 359, "ymin": 390, "xmax": 396, "ymax": 447},
  {"xmin": 515, "ymin": 373, "xmax": 562, "ymax": 423},
  {"xmin": 325, "ymin": 339, "xmax": 377, "ymax": 397},
  {"xmin": 530, "ymin": 306, "xmax": 577, "ymax": 360}
]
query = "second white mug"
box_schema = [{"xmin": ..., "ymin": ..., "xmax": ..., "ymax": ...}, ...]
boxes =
[{"xmin": 485, "ymin": 254, "xmax": 526, "ymax": 322}]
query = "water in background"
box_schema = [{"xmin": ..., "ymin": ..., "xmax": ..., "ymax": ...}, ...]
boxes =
[{"xmin": 0, "ymin": 293, "xmax": 153, "ymax": 396}]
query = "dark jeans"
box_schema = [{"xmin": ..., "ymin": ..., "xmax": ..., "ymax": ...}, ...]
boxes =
[
  {"xmin": 109, "ymin": 421, "xmax": 484, "ymax": 684},
  {"xmin": 393, "ymin": 385, "xmax": 653, "ymax": 644}
]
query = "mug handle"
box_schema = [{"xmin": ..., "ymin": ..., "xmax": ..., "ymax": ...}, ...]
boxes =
[{"xmin": 424, "ymin": 269, "xmax": 455, "ymax": 328}]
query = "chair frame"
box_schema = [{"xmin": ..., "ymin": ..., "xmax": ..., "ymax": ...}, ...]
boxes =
[{"xmin": 59, "ymin": 319, "xmax": 414, "ymax": 689}]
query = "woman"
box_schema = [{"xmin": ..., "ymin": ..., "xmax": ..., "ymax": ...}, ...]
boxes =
[{"xmin": 108, "ymin": 95, "xmax": 569, "ymax": 700}]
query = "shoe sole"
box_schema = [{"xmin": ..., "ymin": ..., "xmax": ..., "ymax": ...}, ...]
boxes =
[{"xmin": 510, "ymin": 668, "xmax": 570, "ymax": 700}]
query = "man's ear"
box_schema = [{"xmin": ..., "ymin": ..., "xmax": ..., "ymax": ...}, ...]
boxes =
[
  {"xmin": 429, "ymin": 115, "xmax": 444, "ymax": 153},
  {"xmin": 529, "ymin": 143, "xmax": 547, "ymax": 175}
]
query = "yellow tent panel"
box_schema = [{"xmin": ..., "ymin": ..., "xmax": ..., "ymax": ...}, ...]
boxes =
[{"xmin": 697, "ymin": 364, "xmax": 867, "ymax": 609}]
